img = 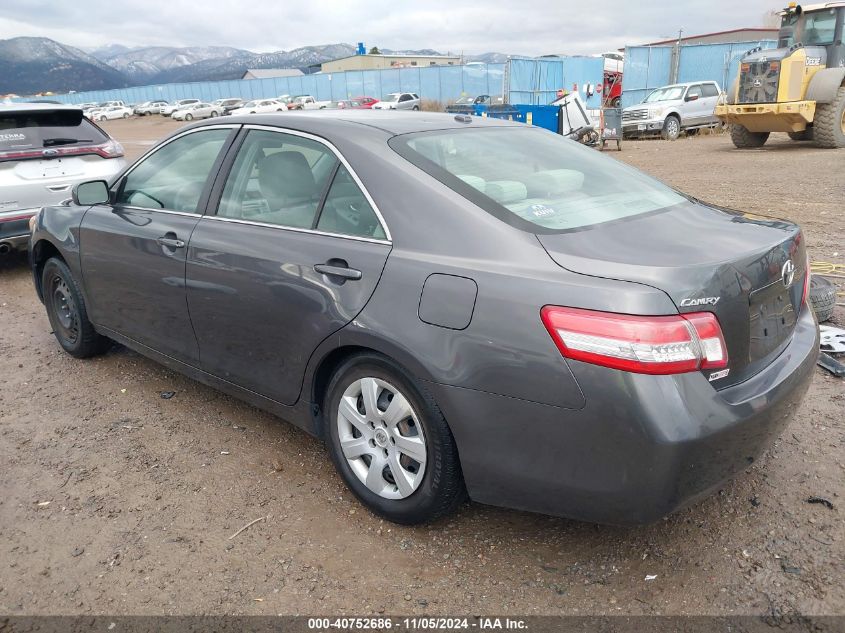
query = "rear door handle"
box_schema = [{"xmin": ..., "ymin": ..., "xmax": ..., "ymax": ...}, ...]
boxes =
[
  {"xmin": 157, "ymin": 236, "xmax": 185, "ymax": 249},
  {"xmin": 314, "ymin": 263, "xmax": 362, "ymax": 280}
]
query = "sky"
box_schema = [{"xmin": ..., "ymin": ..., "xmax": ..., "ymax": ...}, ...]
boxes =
[{"xmin": 0, "ymin": 0, "xmax": 782, "ymax": 56}]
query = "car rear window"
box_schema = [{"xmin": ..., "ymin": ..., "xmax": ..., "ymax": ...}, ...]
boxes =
[
  {"xmin": 0, "ymin": 109, "xmax": 108, "ymax": 151},
  {"xmin": 389, "ymin": 127, "xmax": 686, "ymax": 233}
]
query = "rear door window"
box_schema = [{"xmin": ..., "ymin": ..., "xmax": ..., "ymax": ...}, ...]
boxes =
[
  {"xmin": 0, "ymin": 109, "xmax": 108, "ymax": 155},
  {"xmin": 701, "ymin": 84, "xmax": 720, "ymax": 98},
  {"xmin": 316, "ymin": 164, "xmax": 386, "ymax": 240}
]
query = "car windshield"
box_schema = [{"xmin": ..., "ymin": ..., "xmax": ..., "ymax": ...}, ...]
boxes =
[
  {"xmin": 383, "ymin": 94, "xmax": 401, "ymax": 102},
  {"xmin": 643, "ymin": 86, "xmax": 686, "ymax": 103},
  {"xmin": 391, "ymin": 127, "xmax": 686, "ymax": 232}
]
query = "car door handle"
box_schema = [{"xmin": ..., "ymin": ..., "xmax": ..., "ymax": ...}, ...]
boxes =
[
  {"xmin": 157, "ymin": 236, "xmax": 185, "ymax": 249},
  {"xmin": 314, "ymin": 263, "xmax": 362, "ymax": 280}
]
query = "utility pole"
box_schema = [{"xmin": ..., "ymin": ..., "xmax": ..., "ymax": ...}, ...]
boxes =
[{"xmin": 670, "ymin": 27, "xmax": 684, "ymax": 83}]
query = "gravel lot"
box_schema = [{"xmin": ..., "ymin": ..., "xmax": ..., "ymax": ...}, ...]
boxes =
[{"xmin": 1, "ymin": 118, "xmax": 843, "ymax": 616}]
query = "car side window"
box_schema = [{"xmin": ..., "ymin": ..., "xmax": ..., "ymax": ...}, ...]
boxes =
[
  {"xmin": 217, "ymin": 129, "xmax": 337, "ymax": 229},
  {"xmin": 701, "ymin": 84, "xmax": 719, "ymax": 98},
  {"xmin": 115, "ymin": 129, "xmax": 230, "ymax": 213},
  {"xmin": 686, "ymin": 85, "xmax": 703, "ymax": 99},
  {"xmin": 399, "ymin": 94, "xmax": 411, "ymax": 102},
  {"xmin": 316, "ymin": 164, "xmax": 386, "ymax": 240}
]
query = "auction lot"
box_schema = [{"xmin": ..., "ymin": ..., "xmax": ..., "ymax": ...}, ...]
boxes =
[{"xmin": 1, "ymin": 116, "xmax": 843, "ymax": 616}]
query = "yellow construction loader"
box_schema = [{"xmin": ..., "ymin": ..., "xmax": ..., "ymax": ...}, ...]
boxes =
[{"xmin": 715, "ymin": 2, "xmax": 845, "ymax": 148}]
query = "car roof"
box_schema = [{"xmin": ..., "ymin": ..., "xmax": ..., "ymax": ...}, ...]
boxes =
[
  {"xmin": 0, "ymin": 102, "xmax": 83, "ymax": 113},
  {"xmin": 216, "ymin": 110, "xmax": 522, "ymax": 136}
]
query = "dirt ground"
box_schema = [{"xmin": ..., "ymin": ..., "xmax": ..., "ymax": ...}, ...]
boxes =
[{"xmin": 1, "ymin": 118, "xmax": 843, "ymax": 617}]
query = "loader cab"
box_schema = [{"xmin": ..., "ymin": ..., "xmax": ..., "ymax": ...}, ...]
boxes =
[{"xmin": 779, "ymin": 4, "xmax": 845, "ymax": 67}]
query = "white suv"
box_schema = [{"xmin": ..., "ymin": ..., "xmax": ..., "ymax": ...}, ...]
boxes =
[
  {"xmin": 372, "ymin": 93, "xmax": 421, "ymax": 111},
  {"xmin": 0, "ymin": 104, "xmax": 125, "ymax": 254},
  {"xmin": 622, "ymin": 81, "xmax": 722, "ymax": 140}
]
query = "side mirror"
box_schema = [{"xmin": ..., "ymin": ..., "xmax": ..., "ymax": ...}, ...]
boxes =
[
  {"xmin": 685, "ymin": 94, "xmax": 700, "ymax": 102},
  {"xmin": 72, "ymin": 180, "xmax": 110, "ymax": 206}
]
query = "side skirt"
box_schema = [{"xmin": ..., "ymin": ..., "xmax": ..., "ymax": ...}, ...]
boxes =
[{"xmin": 95, "ymin": 325, "xmax": 318, "ymax": 436}]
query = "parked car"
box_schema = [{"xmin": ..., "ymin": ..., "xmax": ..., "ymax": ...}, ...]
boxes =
[
  {"xmin": 292, "ymin": 95, "xmax": 331, "ymax": 110},
  {"xmin": 161, "ymin": 99, "xmax": 200, "ymax": 117},
  {"xmin": 213, "ymin": 98, "xmax": 244, "ymax": 114},
  {"xmin": 327, "ymin": 100, "xmax": 367, "ymax": 110},
  {"xmin": 0, "ymin": 103, "xmax": 125, "ymax": 254},
  {"xmin": 277, "ymin": 95, "xmax": 301, "ymax": 110},
  {"xmin": 29, "ymin": 111, "xmax": 817, "ymax": 526},
  {"xmin": 171, "ymin": 102, "xmax": 224, "ymax": 121},
  {"xmin": 230, "ymin": 99, "xmax": 288, "ymax": 115},
  {"xmin": 352, "ymin": 96, "xmax": 379, "ymax": 109},
  {"xmin": 136, "ymin": 100, "xmax": 169, "ymax": 116},
  {"xmin": 93, "ymin": 105, "xmax": 134, "ymax": 121},
  {"xmin": 372, "ymin": 92, "xmax": 420, "ymax": 110},
  {"xmin": 622, "ymin": 81, "xmax": 722, "ymax": 140},
  {"xmin": 445, "ymin": 95, "xmax": 499, "ymax": 114}
]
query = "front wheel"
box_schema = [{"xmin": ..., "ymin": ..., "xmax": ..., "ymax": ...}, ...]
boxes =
[
  {"xmin": 324, "ymin": 353, "xmax": 465, "ymax": 524},
  {"xmin": 412, "ymin": 105, "xmax": 420, "ymax": 111},
  {"xmin": 184, "ymin": 113, "xmax": 193, "ymax": 120},
  {"xmin": 42, "ymin": 258, "xmax": 111, "ymax": 358},
  {"xmin": 122, "ymin": 113, "xmax": 129, "ymax": 119},
  {"xmin": 661, "ymin": 116, "xmax": 680, "ymax": 140},
  {"xmin": 729, "ymin": 124, "xmax": 769, "ymax": 148},
  {"xmin": 210, "ymin": 111, "xmax": 218, "ymax": 117},
  {"xmin": 813, "ymin": 86, "xmax": 845, "ymax": 149}
]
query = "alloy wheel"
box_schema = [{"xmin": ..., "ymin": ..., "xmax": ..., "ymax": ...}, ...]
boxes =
[{"xmin": 336, "ymin": 377, "xmax": 427, "ymax": 499}]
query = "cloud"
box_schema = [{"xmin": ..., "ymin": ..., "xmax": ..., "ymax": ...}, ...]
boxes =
[{"xmin": 0, "ymin": 0, "xmax": 780, "ymax": 55}]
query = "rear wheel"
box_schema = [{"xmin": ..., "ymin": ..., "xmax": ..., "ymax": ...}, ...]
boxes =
[
  {"xmin": 412, "ymin": 105, "xmax": 420, "ymax": 111},
  {"xmin": 813, "ymin": 86, "xmax": 845, "ymax": 149},
  {"xmin": 730, "ymin": 124, "xmax": 769, "ymax": 148},
  {"xmin": 324, "ymin": 353, "xmax": 465, "ymax": 524},
  {"xmin": 122, "ymin": 113, "xmax": 129, "ymax": 119},
  {"xmin": 210, "ymin": 111, "xmax": 218, "ymax": 117},
  {"xmin": 661, "ymin": 116, "xmax": 681, "ymax": 140},
  {"xmin": 42, "ymin": 258, "xmax": 110, "ymax": 358},
  {"xmin": 185, "ymin": 113, "xmax": 193, "ymax": 120}
]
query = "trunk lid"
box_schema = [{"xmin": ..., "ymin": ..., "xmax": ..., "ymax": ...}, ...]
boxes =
[{"xmin": 537, "ymin": 200, "xmax": 807, "ymax": 388}]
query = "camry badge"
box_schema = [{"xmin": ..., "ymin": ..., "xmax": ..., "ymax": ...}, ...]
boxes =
[{"xmin": 781, "ymin": 259, "xmax": 796, "ymax": 288}]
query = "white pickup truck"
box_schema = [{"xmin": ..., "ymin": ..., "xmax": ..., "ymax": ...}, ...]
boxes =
[{"xmin": 292, "ymin": 95, "xmax": 331, "ymax": 110}]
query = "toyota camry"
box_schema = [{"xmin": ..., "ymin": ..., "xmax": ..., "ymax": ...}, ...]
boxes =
[{"xmin": 29, "ymin": 111, "xmax": 819, "ymax": 525}]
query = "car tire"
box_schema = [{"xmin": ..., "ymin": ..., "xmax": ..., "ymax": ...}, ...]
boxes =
[
  {"xmin": 810, "ymin": 275, "xmax": 837, "ymax": 323},
  {"xmin": 41, "ymin": 257, "xmax": 111, "ymax": 359},
  {"xmin": 812, "ymin": 86, "xmax": 845, "ymax": 149},
  {"xmin": 210, "ymin": 111, "xmax": 218, "ymax": 117},
  {"xmin": 661, "ymin": 116, "xmax": 680, "ymax": 140},
  {"xmin": 412, "ymin": 105, "xmax": 420, "ymax": 111},
  {"xmin": 730, "ymin": 124, "xmax": 769, "ymax": 148},
  {"xmin": 324, "ymin": 353, "xmax": 466, "ymax": 525},
  {"xmin": 122, "ymin": 113, "xmax": 129, "ymax": 119},
  {"xmin": 185, "ymin": 113, "xmax": 193, "ymax": 120}
]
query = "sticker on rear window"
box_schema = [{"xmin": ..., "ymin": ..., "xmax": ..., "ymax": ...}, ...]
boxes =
[
  {"xmin": 0, "ymin": 133, "xmax": 27, "ymax": 143},
  {"xmin": 530, "ymin": 204, "xmax": 555, "ymax": 217}
]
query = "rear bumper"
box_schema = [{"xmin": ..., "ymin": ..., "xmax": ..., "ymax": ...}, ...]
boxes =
[
  {"xmin": 0, "ymin": 208, "xmax": 38, "ymax": 253},
  {"xmin": 434, "ymin": 307, "xmax": 818, "ymax": 524},
  {"xmin": 715, "ymin": 101, "xmax": 816, "ymax": 133}
]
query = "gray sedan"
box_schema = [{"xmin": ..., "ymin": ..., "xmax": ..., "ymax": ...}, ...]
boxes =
[{"xmin": 29, "ymin": 112, "xmax": 818, "ymax": 525}]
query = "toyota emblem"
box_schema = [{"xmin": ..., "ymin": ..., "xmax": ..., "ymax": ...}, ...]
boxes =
[{"xmin": 781, "ymin": 259, "xmax": 796, "ymax": 288}]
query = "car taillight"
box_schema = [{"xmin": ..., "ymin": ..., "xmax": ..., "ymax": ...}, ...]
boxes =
[
  {"xmin": 541, "ymin": 306, "xmax": 728, "ymax": 375},
  {"xmin": 801, "ymin": 253, "xmax": 811, "ymax": 308},
  {"xmin": 0, "ymin": 139, "xmax": 123, "ymax": 163}
]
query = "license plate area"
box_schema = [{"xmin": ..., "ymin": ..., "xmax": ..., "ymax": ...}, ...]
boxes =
[
  {"xmin": 748, "ymin": 281, "xmax": 797, "ymax": 360},
  {"xmin": 637, "ymin": 124, "xmax": 647, "ymax": 130}
]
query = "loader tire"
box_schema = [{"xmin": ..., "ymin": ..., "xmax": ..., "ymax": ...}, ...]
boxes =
[
  {"xmin": 788, "ymin": 129, "xmax": 814, "ymax": 141},
  {"xmin": 730, "ymin": 124, "xmax": 769, "ymax": 148},
  {"xmin": 813, "ymin": 86, "xmax": 845, "ymax": 149}
]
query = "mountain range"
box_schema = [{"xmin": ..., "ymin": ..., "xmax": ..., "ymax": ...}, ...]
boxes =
[{"xmin": 0, "ymin": 37, "xmax": 510, "ymax": 95}]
